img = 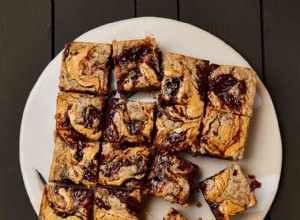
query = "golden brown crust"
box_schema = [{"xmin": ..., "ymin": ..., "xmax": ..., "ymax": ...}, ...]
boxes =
[
  {"xmin": 154, "ymin": 105, "xmax": 202, "ymax": 154},
  {"xmin": 164, "ymin": 208, "xmax": 187, "ymax": 220},
  {"xmin": 56, "ymin": 92, "xmax": 105, "ymax": 142},
  {"xmin": 59, "ymin": 42, "xmax": 111, "ymax": 95},
  {"xmin": 98, "ymin": 142, "xmax": 150, "ymax": 186},
  {"xmin": 200, "ymin": 165, "xmax": 257, "ymax": 220},
  {"xmin": 207, "ymin": 64, "xmax": 257, "ymax": 117},
  {"xmin": 38, "ymin": 184, "xmax": 92, "ymax": 220},
  {"xmin": 160, "ymin": 52, "xmax": 209, "ymax": 107},
  {"xmin": 93, "ymin": 188, "xmax": 141, "ymax": 220},
  {"xmin": 49, "ymin": 134, "xmax": 100, "ymax": 187},
  {"xmin": 112, "ymin": 37, "xmax": 161, "ymax": 93},
  {"xmin": 199, "ymin": 107, "xmax": 250, "ymax": 160},
  {"xmin": 103, "ymin": 98, "xmax": 155, "ymax": 144},
  {"xmin": 147, "ymin": 154, "xmax": 198, "ymax": 206}
]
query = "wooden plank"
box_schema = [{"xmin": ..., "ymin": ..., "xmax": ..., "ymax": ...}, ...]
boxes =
[
  {"xmin": 0, "ymin": 0, "xmax": 51, "ymax": 218},
  {"xmin": 55, "ymin": 0, "xmax": 135, "ymax": 54},
  {"xmin": 179, "ymin": 0, "xmax": 263, "ymax": 78},
  {"xmin": 263, "ymin": 0, "xmax": 300, "ymax": 219},
  {"xmin": 136, "ymin": 0, "xmax": 178, "ymax": 19}
]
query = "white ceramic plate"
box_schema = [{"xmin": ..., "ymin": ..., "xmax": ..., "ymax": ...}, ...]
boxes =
[{"xmin": 20, "ymin": 17, "xmax": 282, "ymax": 220}]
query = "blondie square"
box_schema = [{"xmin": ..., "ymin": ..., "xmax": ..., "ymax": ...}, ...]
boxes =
[
  {"xmin": 112, "ymin": 37, "xmax": 161, "ymax": 93},
  {"xmin": 147, "ymin": 154, "xmax": 198, "ymax": 206},
  {"xmin": 93, "ymin": 188, "xmax": 141, "ymax": 220},
  {"xmin": 199, "ymin": 164, "xmax": 257, "ymax": 220},
  {"xmin": 164, "ymin": 208, "xmax": 187, "ymax": 220},
  {"xmin": 49, "ymin": 134, "xmax": 100, "ymax": 187},
  {"xmin": 38, "ymin": 184, "xmax": 92, "ymax": 220},
  {"xmin": 103, "ymin": 98, "xmax": 155, "ymax": 145},
  {"xmin": 159, "ymin": 52, "xmax": 209, "ymax": 107},
  {"xmin": 59, "ymin": 42, "xmax": 111, "ymax": 95},
  {"xmin": 56, "ymin": 92, "xmax": 105, "ymax": 142},
  {"xmin": 199, "ymin": 107, "xmax": 250, "ymax": 160},
  {"xmin": 98, "ymin": 142, "xmax": 150, "ymax": 186},
  {"xmin": 207, "ymin": 64, "xmax": 257, "ymax": 117},
  {"xmin": 154, "ymin": 104, "xmax": 202, "ymax": 154}
]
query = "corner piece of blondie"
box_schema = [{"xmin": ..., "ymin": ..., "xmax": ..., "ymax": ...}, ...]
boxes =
[
  {"xmin": 199, "ymin": 164, "xmax": 257, "ymax": 220},
  {"xmin": 59, "ymin": 42, "xmax": 111, "ymax": 95}
]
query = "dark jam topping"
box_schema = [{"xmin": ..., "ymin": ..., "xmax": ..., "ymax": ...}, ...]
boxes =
[
  {"xmin": 127, "ymin": 119, "xmax": 144, "ymax": 134},
  {"xmin": 95, "ymin": 198, "xmax": 111, "ymax": 210},
  {"xmin": 63, "ymin": 44, "xmax": 71, "ymax": 61},
  {"xmin": 128, "ymin": 67, "xmax": 141, "ymax": 81},
  {"xmin": 49, "ymin": 202, "xmax": 76, "ymax": 218},
  {"xmin": 49, "ymin": 188, "xmax": 91, "ymax": 218},
  {"xmin": 238, "ymin": 80, "xmax": 247, "ymax": 95},
  {"xmin": 209, "ymin": 74, "xmax": 246, "ymax": 111},
  {"xmin": 196, "ymin": 61, "xmax": 210, "ymax": 101},
  {"xmin": 114, "ymin": 44, "xmax": 153, "ymax": 65},
  {"xmin": 164, "ymin": 131, "xmax": 186, "ymax": 147},
  {"xmin": 248, "ymin": 175, "xmax": 262, "ymax": 191},
  {"xmin": 208, "ymin": 202, "xmax": 224, "ymax": 220},
  {"xmin": 83, "ymin": 105, "xmax": 102, "ymax": 132},
  {"xmin": 111, "ymin": 190, "xmax": 141, "ymax": 217},
  {"xmin": 165, "ymin": 77, "xmax": 182, "ymax": 99},
  {"xmin": 149, "ymin": 155, "xmax": 197, "ymax": 189},
  {"xmin": 103, "ymin": 158, "xmax": 133, "ymax": 176},
  {"xmin": 209, "ymin": 64, "xmax": 220, "ymax": 72},
  {"xmin": 83, "ymin": 165, "xmax": 97, "ymax": 183},
  {"xmin": 103, "ymin": 153, "xmax": 146, "ymax": 177},
  {"xmin": 57, "ymin": 116, "xmax": 89, "ymax": 143}
]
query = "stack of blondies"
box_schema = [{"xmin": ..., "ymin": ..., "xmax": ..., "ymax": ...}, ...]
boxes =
[{"xmin": 38, "ymin": 37, "xmax": 258, "ymax": 220}]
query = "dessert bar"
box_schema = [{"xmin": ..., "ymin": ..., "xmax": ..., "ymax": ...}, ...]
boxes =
[
  {"xmin": 49, "ymin": 134, "xmax": 100, "ymax": 187},
  {"xmin": 112, "ymin": 37, "xmax": 161, "ymax": 93},
  {"xmin": 147, "ymin": 154, "xmax": 198, "ymax": 206},
  {"xmin": 207, "ymin": 64, "xmax": 257, "ymax": 117},
  {"xmin": 98, "ymin": 142, "xmax": 150, "ymax": 186},
  {"xmin": 154, "ymin": 104, "xmax": 202, "ymax": 154},
  {"xmin": 56, "ymin": 92, "xmax": 105, "ymax": 142},
  {"xmin": 38, "ymin": 184, "xmax": 92, "ymax": 220},
  {"xmin": 159, "ymin": 52, "xmax": 209, "ymax": 108},
  {"xmin": 199, "ymin": 164, "xmax": 257, "ymax": 220},
  {"xmin": 59, "ymin": 42, "xmax": 111, "ymax": 95},
  {"xmin": 93, "ymin": 188, "xmax": 141, "ymax": 220},
  {"xmin": 164, "ymin": 208, "xmax": 187, "ymax": 220},
  {"xmin": 103, "ymin": 98, "xmax": 155, "ymax": 145}
]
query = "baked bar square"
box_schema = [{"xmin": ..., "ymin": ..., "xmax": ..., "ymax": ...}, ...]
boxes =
[
  {"xmin": 98, "ymin": 142, "xmax": 150, "ymax": 186},
  {"xmin": 154, "ymin": 105, "xmax": 202, "ymax": 154},
  {"xmin": 112, "ymin": 37, "xmax": 161, "ymax": 93},
  {"xmin": 93, "ymin": 188, "xmax": 141, "ymax": 220},
  {"xmin": 38, "ymin": 184, "xmax": 92, "ymax": 220},
  {"xmin": 56, "ymin": 92, "xmax": 105, "ymax": 142},
  {"xmin": 199, "ymin": 107, "xmax": 250, "ymax": 160},
  {"xmin": 49, "ymin": 134, "xmax": 100, "ymax": 187},
  {"xmin": 199, "ymin": 164, "xmax": 257, "ymax": 220},
  {"xmin": 103, "ymin": 98, "xmax": 155, "ymax": 144},
  {"xmin": 164, "ymin": 208, "xmax": 187, "ymax": 220},
  {"xmin": 159, "ymin": 52, "xmax": 209, "ymax": 107},
  {"xmin": 59, "ymin": 42, "xmax": 111, "ymax": 95},
  {"xmin": 147, "ymin": 154, "xmax": 198, "ymax": 206},
  {"xmin": 207, "ymin": 64, "xmax": 257, "ymax": 117}
]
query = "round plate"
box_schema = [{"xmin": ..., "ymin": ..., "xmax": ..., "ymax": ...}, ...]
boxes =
[{"xmin": 20, "ymin": 17, "xmax": 282, "ymax": 220}]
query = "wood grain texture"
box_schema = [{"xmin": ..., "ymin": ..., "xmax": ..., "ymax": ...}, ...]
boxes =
[
  {"xmin": 136, "ymin": 0, "xmax": 178, "ymax": 19},
  {"xmin": 179, "ymin": 0, "xmax": 263, "ymax": 78},
  {"xmin": 0, "ymin": 0, "xmax": 51, "ymax": 219},
  {"xmin": 55, "ymin": 0, "xmax": 135, "ymax": 54},
  {"xmin": 263, "ymin": 0, "xmax": 300, "ymax": 218}
]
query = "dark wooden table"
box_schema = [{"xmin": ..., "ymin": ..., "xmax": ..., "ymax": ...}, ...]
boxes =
[{"xmin": 0, "ymin": 0, "xmax": 299, "ymax": 219}]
